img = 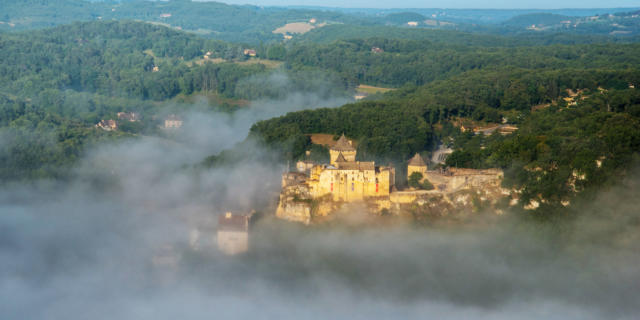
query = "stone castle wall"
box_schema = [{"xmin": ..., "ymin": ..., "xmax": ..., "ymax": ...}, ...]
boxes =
[
  {"xmin": 424, "ymin": 168, "xmax": 503, "ymax": 193},
  {"xmin": 277, "ymin": 139, "xmax": 506, "ymax": 224},
  {"xmin": 217, "ymin": 230, "xmax": 249, "ymax": 255},
  {"xmin": 308, "ymin": 165, "xmax": 394, "ymax": 202},
  {"xmin": 276, "ymin": 167, "xmax": 506, "ymax": 224}
]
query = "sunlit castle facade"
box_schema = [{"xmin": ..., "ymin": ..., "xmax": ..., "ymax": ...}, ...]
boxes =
[
  {"xmin": 329, "ymin": 134, "xmax": 357, "ymax": 165},
  {"xmin": 280, "ymin": 135, "xmax": 505, "ymax": 224},
  {"xmin": 294, "ymin": 134, "xmax": 396, "ymax": 202}
]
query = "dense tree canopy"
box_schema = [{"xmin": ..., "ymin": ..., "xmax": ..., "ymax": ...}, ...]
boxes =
[
  {"xmin": 2, "ymin": 18, "xmax": 640, "ymax": 213},
  {"xmin": 251, "ymin": 68, "xmax": 640, "ymax": 208},
  {"xmin": 284, "ymin": 39, "xmax": 640, "ymax": 88},
  {"xmin": 0, "ymin": 21, "xmax": 349, "ymax": 180}
]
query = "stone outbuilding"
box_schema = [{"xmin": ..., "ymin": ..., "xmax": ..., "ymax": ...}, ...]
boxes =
[
  {"xmin": 117, "ymin": 112, "xmax": 140, "ymax": 122},
  {"xmin": 217, "ymin": 212, "xmax": 251, "ymax": 255},
  {"xmin": 164, "ymin": 114, "xmax": 183, "ymax": 129},
  {"xmin": 96, "ymin": 119, "xmax": 117, "ymax": 131}
]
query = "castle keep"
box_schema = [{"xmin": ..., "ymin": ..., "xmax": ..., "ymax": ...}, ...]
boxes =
[
  {"xmin": 276, "ymin": 135, "xmax": 506, "ymax": 224},
  {"xmin": 310, "ymin": 134, "xmax": 395, "ymax": 202},
  {"xmin": 329, "ymin": 134, "xmax": 357, "ymax": 165}
]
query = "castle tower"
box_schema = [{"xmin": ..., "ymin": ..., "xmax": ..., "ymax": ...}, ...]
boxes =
[
  {"xmin": 407, "ymin": 153, "xmax": 428, "ymax": 179},
  {"xmin": 330, "ymin": 134, "xmax": 356, "ymax": 165},
  {"xmin": 334, "ymin": 152, "xmax": 349, "ymax": 169}
]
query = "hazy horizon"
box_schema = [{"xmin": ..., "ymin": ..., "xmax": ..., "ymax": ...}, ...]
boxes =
[{"xmin": 208, "ymin": 0, "xmax": 640, "ymax": 10}]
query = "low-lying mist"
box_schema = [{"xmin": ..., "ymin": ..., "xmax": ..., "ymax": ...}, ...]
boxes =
[
  {"xmin": 1, "ymin": 83, "xmax": 639, "ymax": 319},
  {"xmin": 3, "ymin": 172, "xmax": 639, "ymax": 319}
]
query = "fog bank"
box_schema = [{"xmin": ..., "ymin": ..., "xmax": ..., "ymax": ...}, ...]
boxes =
[{"xmin": 1, "ymin": 83, "xmax": 639, "ymax": 319}]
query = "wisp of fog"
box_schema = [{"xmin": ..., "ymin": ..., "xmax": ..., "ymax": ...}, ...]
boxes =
[{"xmin": 1, "ymin": 74, "xmax": 639, "ymax": 320}]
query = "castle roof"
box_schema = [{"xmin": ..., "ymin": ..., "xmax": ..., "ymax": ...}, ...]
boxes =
[
  {"xmin": 331, "ymin": 134, "xmax": 355, "ymax": 152},
  {"xmin": 408, "ymin": 153, "xmax": 426, "ymax": 167},
  {"xmin": 335, "ymin": 161, "xmax": 375, "ymax": 171},
  {"xmin": 117, "ymin": 112, "xmax": 140, "ymax": 121},
  {"xmin": 218, "ymin": 213, "xmax": 249, "ymax": 232},
  {"xmin": 335, "ymin": 152, "xmax": 347, "ymax": 163}
]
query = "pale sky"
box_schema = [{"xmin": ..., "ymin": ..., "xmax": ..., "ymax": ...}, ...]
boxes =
[{"xmin": 211, "ymin": 0, "xmax": 640, "ymax": 9}]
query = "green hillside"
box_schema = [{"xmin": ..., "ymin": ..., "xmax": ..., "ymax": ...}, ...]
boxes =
[
  {"xmin": 1, "ymin": 14, "xmax": 639, "ymax": 217},
  {"xmin": 0, "ymin": 0, "xmax": 369, "ymax": 43},
  {"xmin": 0, "ymin": 20, "xmax": 345, "ymax": 180}
]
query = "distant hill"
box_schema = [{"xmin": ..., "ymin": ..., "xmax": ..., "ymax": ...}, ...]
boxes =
[
  {"xmin": 615, "ymin": 9, "xmax": 640, "ymax": 17},
  {"xmin": 284, "ymin": 6, "xmax": 640, "ymax": 24},
  {"xmin": 498, "ymin": 9, "xmax": 640, "ymax": 36},
  {"xmin": 1, "ymin": 0, "xmax": 639, "ymax": 43},
  {"xmin": 382, "ymin": 12, "xmax": 426, "ymax": 25},
  {"xmin": 296, "ymin": 24, "xmax": 633, "ymax": 46},
  {"xmin": 297, "ymin": 25, "xmax": 510, "ymax": 46},
  {"xmin": 0, "ymin": 0, "xmax": 369, "ymax": 43},
  {"xmin": 502, "ymin": 13, "xmax": 572, "ymax": 28}
]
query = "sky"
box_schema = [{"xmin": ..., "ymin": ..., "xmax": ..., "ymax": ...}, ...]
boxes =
[{"xmin": 213, "ymin": 0, "xmax": 640, "ymax": 9}]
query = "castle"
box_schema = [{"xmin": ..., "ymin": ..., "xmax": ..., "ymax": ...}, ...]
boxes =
[
  {"xmin": 308, "ymin": 134, "xmax": 396, "ymax": 202},
  {"xmin": 276, "ymin": 135, "xmax": 505, "ymax": 224}
]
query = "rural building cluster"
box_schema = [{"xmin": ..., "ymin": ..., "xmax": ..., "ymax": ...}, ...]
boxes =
[
  {"xmin": 96, "ymin": 112, "xmax": 140, "ymax": 131},
  {"xmin": 95, "ymin": 112, "xmax": 183, "ymax": 131}
]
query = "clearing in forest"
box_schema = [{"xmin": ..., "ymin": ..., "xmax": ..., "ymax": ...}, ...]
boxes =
[
  {"xmin": 191, "ymin": 57, "xmax": 282, "ymax": 69},
  {"xmin": 309, "ymin": 134, "xmax": 358, "ymax": 148},
  {"xmin": 356, "ymin": 85, "xmax": 396, "ymax": 94},
  {"xmin": 236, "ymin": 58, "xmax": 283, "ymax": 68},
  {"xmin": 144, "ymin": 49, "xmax": 281, "ymax": 69},
  {"xmin": 273, "ymin": 22, "xmax": 326, "ymax": 34}
]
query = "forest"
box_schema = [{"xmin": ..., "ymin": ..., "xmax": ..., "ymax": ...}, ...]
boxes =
[
  {"xmin": 0, "ymin": 20, "xmax": 348, "ymax": 180},
  {"xmin": 0, "ymin": 0, "xmax": 368, "ymax": 43},
  {"xmin": 0, "ymin": 13, "xmax": 639, "ymax": 215},
  {"xmin": 2, "ymin": 0, "xmax": 639, "ymax": 43},
  {"xmin": 250, "ymin": 68, "xmax": 640, "ymax": 211},
  {"xmin": 284, "ymin": 38, "xmax": 640, "ymax": 87},
  {"xmin": 3, "ymin": 3, "xmax": 640, "ymax": 319}
]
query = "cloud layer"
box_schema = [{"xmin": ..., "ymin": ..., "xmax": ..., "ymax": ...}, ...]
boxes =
[{"xmin": 1, "ymin": 75, "xmax": 639, "ymax": 319}]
